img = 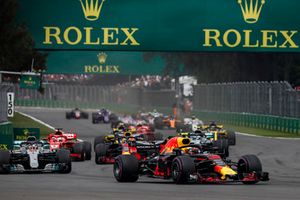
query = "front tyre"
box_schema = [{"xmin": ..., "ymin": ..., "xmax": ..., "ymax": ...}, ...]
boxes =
[
  {"xmin": 0, "ymin": 150, "xmax": 10, "ymax": 174},
  {"xmin": 238, "ymin": 154, "xmax": 262, "ymax": 184},
  {"xmin": 227, "ymin": 131, "xmax": 236, "ymax": 146},
  {"xmin": 114, "ymin": 155, "xmax": 139, "ymax": 182},
  {"xmin": 171, "ymin": 156, "xmax": 195, "ymax": 184},
  {"xmin": 84, "ymin": 141, "xmax": 92, "ymax": 160},
  {"xmin": 95, "ymin": 143, "xmax": 107, "ymax": 164},
  {"xmin": 56, "ymin": 149, "xmax": 72, "ymax": 174}
]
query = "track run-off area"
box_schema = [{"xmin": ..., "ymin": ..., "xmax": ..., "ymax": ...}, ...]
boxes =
[{"xmin": 1, "ymin": 108, "xmax": 300, "ymax": 200}]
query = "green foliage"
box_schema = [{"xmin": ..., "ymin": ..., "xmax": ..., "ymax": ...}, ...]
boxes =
[
  {"xmin": 145, "ymin": 52, "xmax": 300, "ymax": 87},
  {"xmin": 0, "ymin": 0, "xmax": 47, "ymax": 72},
  {"xmin": 8, "ymin": 112, "xmax": 54, "ymax": 137}
]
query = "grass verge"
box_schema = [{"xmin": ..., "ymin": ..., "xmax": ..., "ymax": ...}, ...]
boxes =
[
  {"xmin": 224, "ymin": 124, "xmax": 300, "ymax": 138},
  {"xmin": 8, "ymin": 112, "xmax": 54, "ymax": 137}
]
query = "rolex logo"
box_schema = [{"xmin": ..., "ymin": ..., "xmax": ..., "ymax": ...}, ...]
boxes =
[
  {"xmin": 97, "ymin": 52, "xmax": 108, "ymax": 64},
  {"xmin": 79, "ymin": 0, "xmax": 106, "ymax": 21},
  {"xmin": 237, "ymin": 0, "xmax": 265, "ymax": 24}
]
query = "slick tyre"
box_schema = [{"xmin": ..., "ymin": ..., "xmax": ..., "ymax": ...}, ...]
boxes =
[
  {"xmin": 82, "ymin": 113, "xmax": 89, "ymax": 119},
  {"xmin": 0, "ymin": 150, "xmax": 10, "ymax": 174},
  {"xmin": 56, "ymin": 149, "xmax": 72, "ymax": 174},
  {"xmin": 154, "ymin": 117, "xmax": 164, "ymax": 129},
  {"xmin": 238, "ymin": 155, "xmax": 262, "ymax": 184},
  {"xmin": 84, "ymin": 141, "xmax": 92, "ymax": 160},
  {"xmin": 0, "ymin": 150, "xmax": 10, "ymax": 165},
  {"xmin": 95, "ymin": 143, "xmax": 107, "ymax": 164},
  {"xmin": 109, "ymin": 114, "xmax": 118, "ymax": 122},
  {"xmin": 214, "ymin": 139, "xmax": 229, "ymax": 158},
  {"xmin": 94, "ymin": 136, "xmax": 105, "ymax": 150},
  {"xmin": 73, "ymin": 142, "xmax": 85, "ymax": 161},
  {"xmin": 171, "ymin": 156, "xmax": 195, "ymax": 184},
  {"xmin": 227, "ymin": 131, "xmax": 236, "ymax": 146},
  {"xmin": 66, "ymin": 112, "xmax": 71, "ymax": 119},
  {"xmin": 114, "ymin": 155, "xmax": 139, "ymax": 182}
]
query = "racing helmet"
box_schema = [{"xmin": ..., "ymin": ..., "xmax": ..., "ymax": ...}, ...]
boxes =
[
  {"xmin": 55, "ymin": 129, "xmax": 63, "ymax": 135},
  {"xmin": 209, "ymin": 121, "xmax": 217, "ymax": 130},
  {"xmin": 27, "ymin": 136, "xmax": 37, "ymax": 143}
]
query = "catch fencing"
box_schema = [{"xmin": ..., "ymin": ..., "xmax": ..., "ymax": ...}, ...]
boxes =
[
  {"xmin": 194, "ymin": 81, "xmax": 300, "ymax": 119},
  {"xmin": 13, "ymin": 81, "xmax": 300, "ymax": 134},
  {"xmin": 14, "ymin": 81, "xmax": 300, "ymax": 118}
]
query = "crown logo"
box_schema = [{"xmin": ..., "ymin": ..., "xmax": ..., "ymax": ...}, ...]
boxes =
[
  {"xmin": 237, "ymin": 0, "xmax": 265, "ymax": 24},
  {"xmin": 79, "ymin": 0, "xmax": 106, "ymax": 21},
  {"xmin": 97, "ymin": 52, "xmax": 108, "ymax": 64}
]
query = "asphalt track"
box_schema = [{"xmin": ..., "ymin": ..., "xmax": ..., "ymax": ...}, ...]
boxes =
[{"xmin": 1, "ymin": 108, "xmax": 300, "ymax": 200}]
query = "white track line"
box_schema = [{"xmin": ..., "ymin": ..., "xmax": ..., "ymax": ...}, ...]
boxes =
[
  {"xmin": 237, "ymin": 132, "xmax": 300, "ymax": 140},
  {"xmin": 16, "ymin": 111, "xmax": 55, "ymax": 131},
  {"xmin": 17, "ymin": 107, "xmax": 300, "ymax": 140}
]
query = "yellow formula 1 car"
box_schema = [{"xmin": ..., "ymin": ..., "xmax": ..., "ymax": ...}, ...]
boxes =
[{"xmin": 199, "ymin": 122, "xmax": 236, "ymax": 146}]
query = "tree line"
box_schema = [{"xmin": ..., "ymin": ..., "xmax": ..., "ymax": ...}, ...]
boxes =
[{"xmin": 1, "ymin": 0, "xmax": 299, "ymax": 87}]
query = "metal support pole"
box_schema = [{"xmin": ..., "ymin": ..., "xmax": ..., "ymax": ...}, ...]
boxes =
[{"xmin": 269, "ymin": 87, "xmax": 272, "ymax": 115}]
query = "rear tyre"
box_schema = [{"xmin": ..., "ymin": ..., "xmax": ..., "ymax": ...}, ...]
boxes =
[
  {"xmin": 94, "ymin": 136, "xmax": 105, "ymax": 150},
  {"xmin": 109, "ymin": 113, "xmax": 118, "ymax": 122},
  {"xmin": 111, "ymin": 120, "xmax": 122, "ymax": 129},
  {"xmin": 66, "ymin": 112, "xmax": 71, "ymax": 119},
  {"xmin": 73, "ymin": 142, "xmax": 85, "ymax": 161},
  {"xmin": 95, "ymin": 143, "xmax": 107, "ymax": 164},
  {"xmin": 154, "ymin": 117, "xmax": 164, "ymax": 129},
  {"xmin": 175, "ymin": 123, "xmax": 185, "ymax": 133},
  {"xmin": 238, "ymin": 155, "xmax": 262, "ymax": 184},
  {"xmin": 82, "ymin": 113, "xmax": 89, "ymax": 119},
  {"xmin": 56, "ymin": 149, "xmax": 72, "ymax": 173},
  {"xmin": 227, "ymin": 131, "xmax": 236, "ymax": 146},
  {"xmin": 214, "ymin": 139, "xmax": 229, "ymax": 158},
  {"xmin": 114, "ymin": 155, "xmax": 139, "ymax": 182},
  {"xmin": 0, "ymin": 150, "xmax": 10, "ymax": 174},
  {"xmin": 84, "ymin": 141, "xmax": 92, "ymax": 160},
  {"xmin": 171, "ymin": 156, "xmax": 195, "ymax": 184}
]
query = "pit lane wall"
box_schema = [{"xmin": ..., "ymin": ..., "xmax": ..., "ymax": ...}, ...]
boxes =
[{"xmin": 15, "ymin": 99, "xmax": 300, "ymax": 135}]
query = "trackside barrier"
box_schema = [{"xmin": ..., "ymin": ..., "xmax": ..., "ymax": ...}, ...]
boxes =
[
  {"xmin": 193, "ymin": 111, "xmax": 300, "ymax": 135},
  {"xmin": 15, "ymin": 99, "xmax": 300, "ymax": 135},
  {"xmin": 0, "ymin": 122, "xmax": 13, "ymax": 150}
]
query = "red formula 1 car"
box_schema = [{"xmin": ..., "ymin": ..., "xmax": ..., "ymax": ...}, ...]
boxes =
[
  {"xmin": 47, "ymin": 129, "xmax": 92, "ymax": 161},
  {"xmin": 113, "ymin": 136, "xmax": 269, "ymax": 184},
  {"xmin": 132, "ymin": 124, "xmax": 163, "ymax": 141}
]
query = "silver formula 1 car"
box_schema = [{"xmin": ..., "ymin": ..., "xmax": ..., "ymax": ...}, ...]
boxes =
[{"xmin": 0, "ymin": 136, "xmax": 71, "ymax": 174}]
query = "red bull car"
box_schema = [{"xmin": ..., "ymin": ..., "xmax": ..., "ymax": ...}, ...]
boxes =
[
  {"xmin": 113, "ymin": 136, "xmax": 269, "ymax": 184},
  {"xmin": 94, "ymin": 130, "xmax": 164, "ymax": 164},
  {"xmin": 47, "ymin": 129, "xmax": 91, "ymax": 161}
]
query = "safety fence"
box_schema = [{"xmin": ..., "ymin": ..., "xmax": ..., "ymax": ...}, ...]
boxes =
[
  {"xmin": 194, "ymin": 81, "xmax": 300, "ymax": 118},
  {"xmin": 13, "ymin": 81, "xmax": 300, "ymax": 134},
  {"xmin": 193, "ymin": 111, "xmax": 300, "ymax": 135},
  {"xmin": 15, "ymin": 99, "xmax": 300, "ymax": 135}
]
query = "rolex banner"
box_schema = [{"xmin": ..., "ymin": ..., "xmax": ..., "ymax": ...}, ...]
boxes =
[
  {"xmin": 18, "ymin": 0, "xmax": 300, "ymax": 52},
  {"xmin": 46, "ymin": 51, "xmax": 165, "ymax": 74}
]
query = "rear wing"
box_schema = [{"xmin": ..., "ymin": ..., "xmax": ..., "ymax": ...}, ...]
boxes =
[{"xmin": 63, "ymin": 133, "xmax": 77, "ymax": 140}]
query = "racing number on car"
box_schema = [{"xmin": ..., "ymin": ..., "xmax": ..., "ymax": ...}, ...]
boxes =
[{"xmin": 7, "ymin": 92, "xmax": 14, "ymax": 117}]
